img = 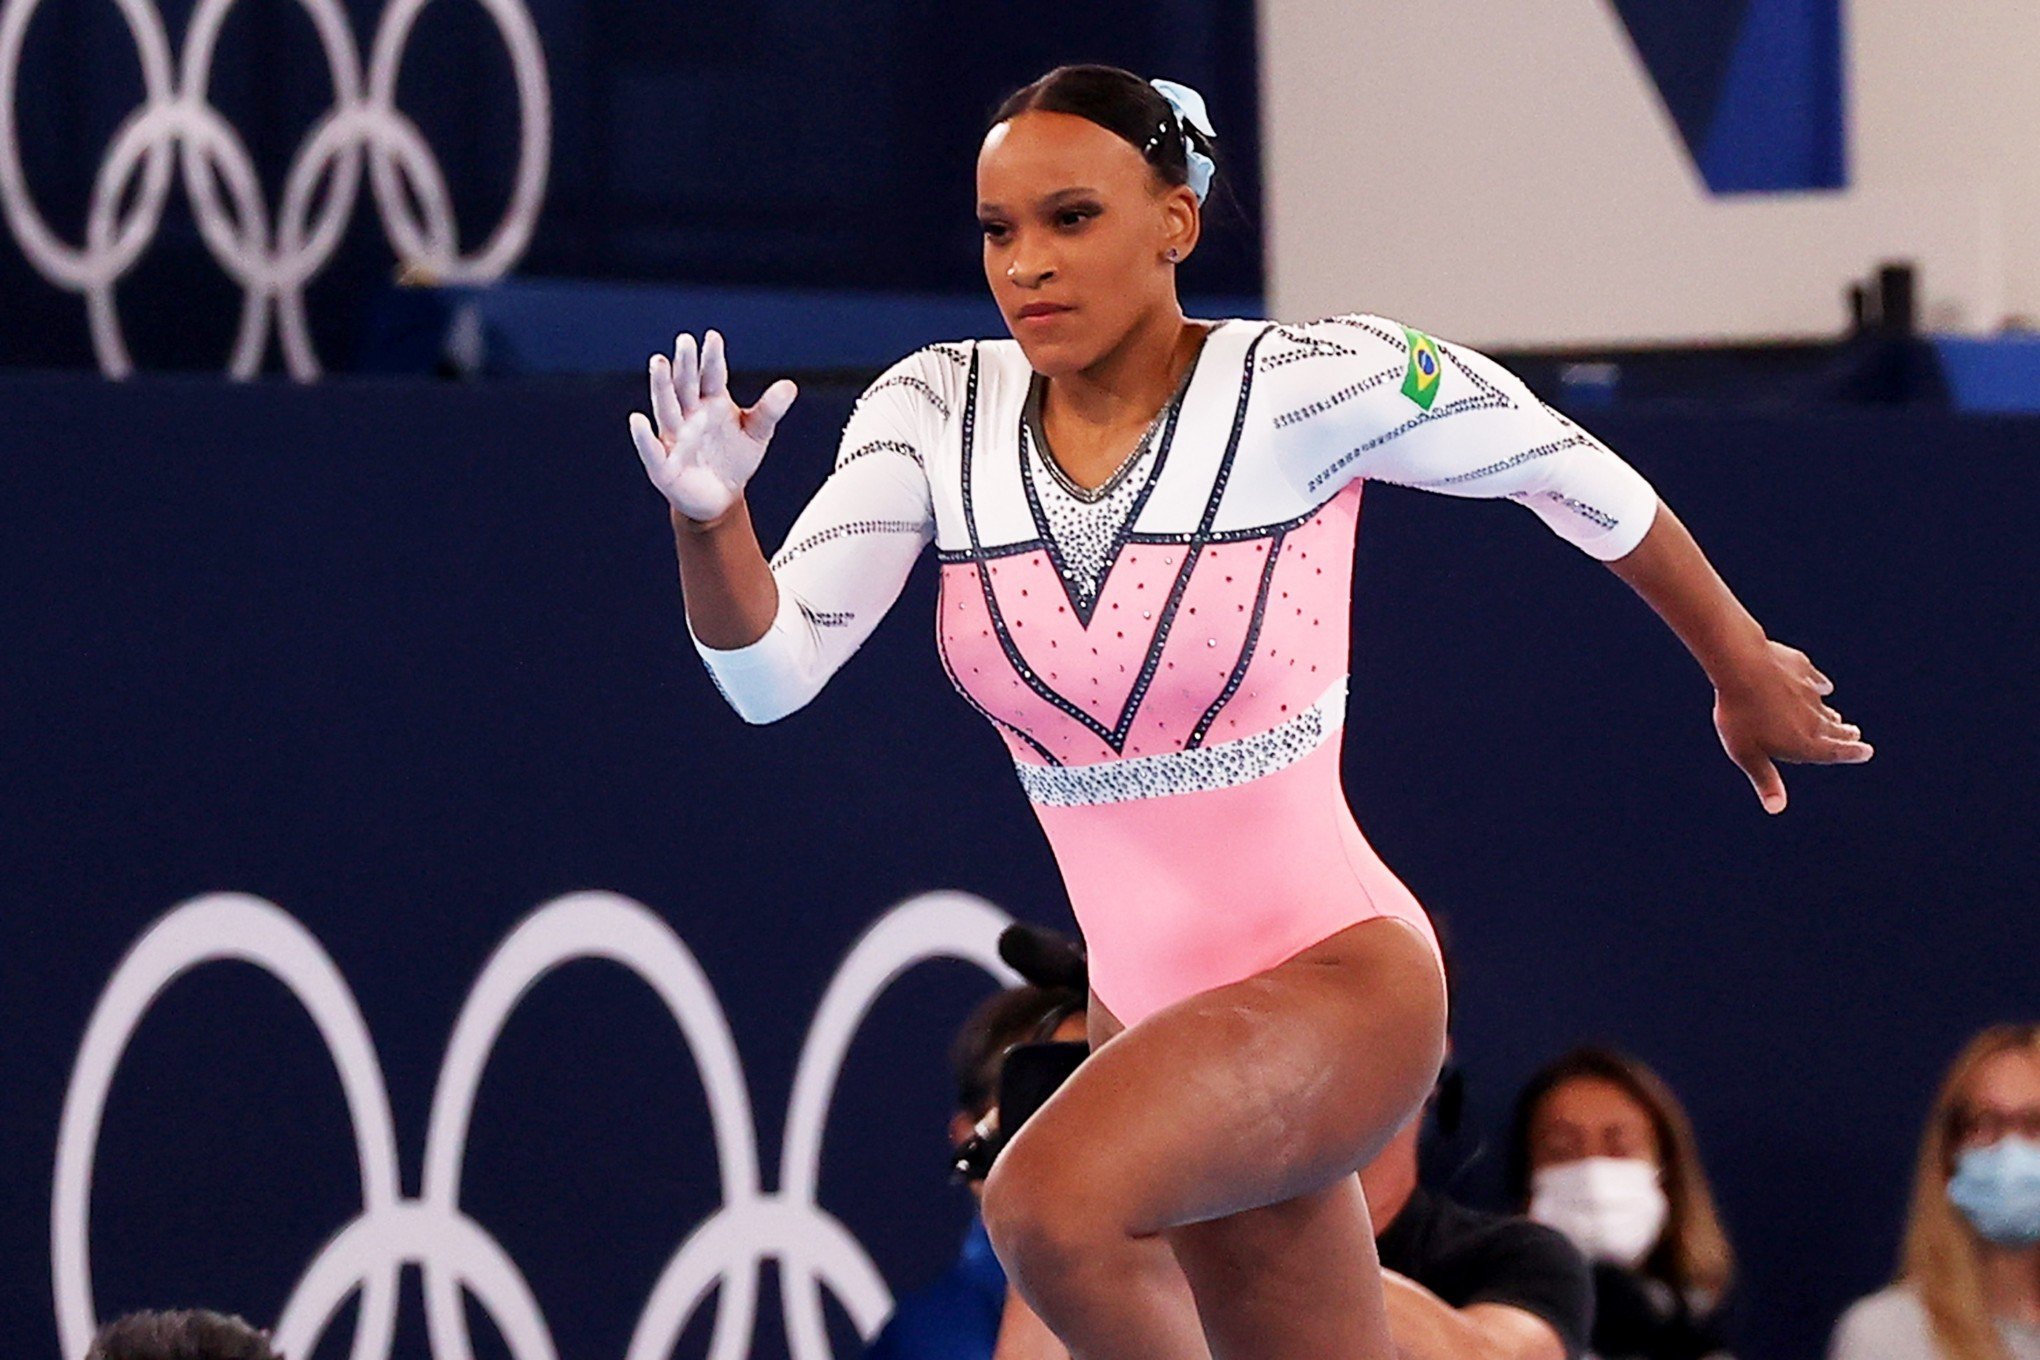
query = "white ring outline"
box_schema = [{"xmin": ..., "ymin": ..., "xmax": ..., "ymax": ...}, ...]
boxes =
[
  {"xmin": 0, "ymin": 0, "xmax": 549, "ymax": 379},
  {"xmin": 53, "ymin": 888, "xmax": 1018, "ymax": 1360}
]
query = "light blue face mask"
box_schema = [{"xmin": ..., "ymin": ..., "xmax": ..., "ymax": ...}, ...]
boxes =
[{"xmin": 1948, "ymin": 1135, "xmax": 2040, "ymax": 1247}]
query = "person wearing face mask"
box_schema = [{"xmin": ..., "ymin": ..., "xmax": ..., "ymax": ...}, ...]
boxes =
[
  {"xmin": 1829, "ymin": 1024, "xmax": 2040, "ymax": 1360},
  {"xmin": 1510, "ymin": 1047, "xmax": 1739, "ymax": 1360}
]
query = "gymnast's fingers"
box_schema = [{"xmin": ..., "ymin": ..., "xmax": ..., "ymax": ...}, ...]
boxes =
[
  {"xmin": 628, "ymin": 412, "xmax": 667, "ymax": 476},
  {"xmin": 701, "ymin": 328, "xmax": 730, "ymax": 401},
  {"xmin": 1727, "ymin": 738, "xmax": 1787, "ymax": 815},
  {"xmin": 745, "ymin": 378, "xmax": 799, "ymax": 443},
  {"xmin": 1813, "ymin": 734, "xmax": 1874, "ymax": 764},
  {"xmin": 649, "ymin": 355, "xmax": 684, "ymax": 438},
  {"xmin": 673, "ymin": 333, "xmax": 701, "ymax": 416}
]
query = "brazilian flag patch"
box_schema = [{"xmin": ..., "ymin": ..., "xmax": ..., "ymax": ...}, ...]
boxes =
[{"xmin": 1401, "ymin": 327, "xmax": 1443, "ymax": 411}]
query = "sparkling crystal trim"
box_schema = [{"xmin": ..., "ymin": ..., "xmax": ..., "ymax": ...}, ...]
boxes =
[
  {"xmin": 1012, "ymin": 679, "xmax": 1348, "ymax": 806},
  {"xmin": 1024, "ymin": 420, "xmax": 1160, "ymax": 616},
  {"xmin": 1303, "ymin": 345, "xmax": 1511, "ymax": 495}
]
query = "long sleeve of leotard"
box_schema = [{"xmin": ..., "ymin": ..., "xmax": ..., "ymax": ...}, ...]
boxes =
[
  {"xmin": 689, "ymin": 348, "xmax": 944, "ymax": 723},
  {"xmin": 1261, "ymin": 315, "xmax": 1660, "ymax": 561}
]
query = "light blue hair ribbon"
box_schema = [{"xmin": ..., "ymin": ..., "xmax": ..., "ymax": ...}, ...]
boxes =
[{"xmin": 1148, "ymin": 78, "xmax": 1216, "ymax": 204}]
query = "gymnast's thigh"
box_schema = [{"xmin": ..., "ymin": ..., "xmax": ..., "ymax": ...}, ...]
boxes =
[{"xmin": 1013, "ymin": 914, "xmax": 1446, "ymax": 1233}]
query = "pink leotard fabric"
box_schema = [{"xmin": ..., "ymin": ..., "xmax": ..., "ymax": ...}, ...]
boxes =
[
  {"xmin": 936, "ymin": 481, "xmax": 1441, "ymax": 1022},
  {"xmin": 692, "ymin": 318, "xmax": 1660, "ymax": 1026}
]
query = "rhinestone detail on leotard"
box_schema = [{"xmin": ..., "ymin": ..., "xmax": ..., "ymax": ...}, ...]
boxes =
[
  {"xmin": 1012, "ymin": 678, "xmax": 1347, "ymax": 806},
  {"xmin": 1023, "ymin": 420, "xmax": 1161, "ymax": 616}
]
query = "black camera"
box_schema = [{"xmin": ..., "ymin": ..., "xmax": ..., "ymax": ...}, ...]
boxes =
[{"xmin": 951, "ymin": 1039, "xmax": 1090, "ymax": 1183}]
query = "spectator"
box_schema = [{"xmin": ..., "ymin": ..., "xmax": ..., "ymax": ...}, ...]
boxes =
[
  {"xmin": 1829, "ymin": 1023, "xmax": 2040, "ymax": 1360},
  {"xmin": 862, "ymin": 968, "xmax": 1086, "ymax": 1360},
  {"xmin": 1511, "ymin": 1047, "xmax": 1738, "ymax": 1360},
  {"xmin": 86, "ymin": 1310, "xmax": 280, "ymax": 1360},
  {"xmin": 1370, "ymin": 1057, "xmax": 1597, "ymax": 1360}
]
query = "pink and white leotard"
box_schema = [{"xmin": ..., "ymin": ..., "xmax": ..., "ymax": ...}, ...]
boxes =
[{"xmin": 691, "ymin": 317, "xmax": 1658, "ymax": 1026}]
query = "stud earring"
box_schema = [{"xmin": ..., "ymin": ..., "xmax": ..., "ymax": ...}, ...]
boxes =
[{"xmin": 1166, "ymin": 248, "xmax": 1180, "ymax": 261}]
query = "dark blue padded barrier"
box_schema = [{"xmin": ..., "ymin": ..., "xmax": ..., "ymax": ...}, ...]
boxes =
[{"xmin": 2, "ymin": 369, "xmax": 2034, "ymax": 1360}]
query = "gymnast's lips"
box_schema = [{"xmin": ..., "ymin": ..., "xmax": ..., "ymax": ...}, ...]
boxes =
[{"xmin": 1016, "ymin": 303, "xmax": 1074, "ymax": 323}]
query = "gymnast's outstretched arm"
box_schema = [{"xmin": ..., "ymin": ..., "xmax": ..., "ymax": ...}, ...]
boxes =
[
  {"xmin": 1603, "ymin": 499, "xmax": 1871, "ymax": 812},
  {"xmin": 629, "ymin": 331, "xmax": 939, "ymax": 723},
  {"xmin": 1261, "ymin": 316, "xmax": 1872, "ymax": 813}
]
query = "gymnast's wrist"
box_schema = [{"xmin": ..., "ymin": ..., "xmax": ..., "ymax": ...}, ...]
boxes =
[
  {"xmin": 673, "ymin": 497, "xmax": 746, "ymax": 536},
  {"xmin": 1701, "ymin": 617, "xmax": 1776, "ymax": 694}
]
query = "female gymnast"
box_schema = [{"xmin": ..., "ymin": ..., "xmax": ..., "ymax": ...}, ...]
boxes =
[{"xmin": 627, "ymin": 64, "xmax": 1873, "ymax": 1360}]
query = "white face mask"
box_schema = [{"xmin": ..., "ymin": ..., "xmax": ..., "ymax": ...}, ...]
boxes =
[{"xmin": 1529, "ymin": 1156, "xmax": 1670, "ymax": 1268}]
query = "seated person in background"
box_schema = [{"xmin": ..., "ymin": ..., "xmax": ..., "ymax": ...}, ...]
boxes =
[
  {"xmin": 1828, "ymin": 1023, "xmax": 2040, "ymax": 1360},
  {"xmin": 1370, "ymin": 1055, "xmax": 1596, "ymax": 1360},
  {"xmin": 1510, "ymin": 1046, "xmax": 1739, "ymax": 1360},
  {"xmin": 863, "ymin": 925, "xmax": 1087, "ymax": 1360},
  {"xmin": 87, "ymin": 1310, "xmax": 280, "ymax": 1360}
]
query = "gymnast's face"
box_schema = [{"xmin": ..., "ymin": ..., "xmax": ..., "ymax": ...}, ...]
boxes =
[{"xmin": 977, "ymin": 110, "xmax": 1199, "ymax": 378}]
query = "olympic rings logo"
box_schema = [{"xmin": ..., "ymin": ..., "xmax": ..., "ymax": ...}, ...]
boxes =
[
  {"xmin": 0, "ymin": 0, "xmax": 549, "ymax": 379},
  {"xmin": 54, "ymin": 889, "xmax": 1018, "ymax": 1360}
]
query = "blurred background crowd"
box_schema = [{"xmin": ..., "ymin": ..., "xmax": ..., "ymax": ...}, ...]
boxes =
[{"xmin": 856, "ymin": 929, "xmax": 2040, "ymax": 1360}]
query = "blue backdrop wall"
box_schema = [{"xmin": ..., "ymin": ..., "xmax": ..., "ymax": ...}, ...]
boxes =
[{"xmin": 3, "ymin": 369, "xmax": 2035, "ymax": 1360}]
